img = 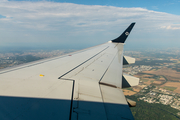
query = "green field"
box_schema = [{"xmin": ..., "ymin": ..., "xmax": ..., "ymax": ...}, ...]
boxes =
[
  {"xmin": 162, "ymin": 86, "xmax": 177, "ymax": 91},
  {"xmin": 141, "ymin": 79, "xmax": 149, "ymax": 82}
]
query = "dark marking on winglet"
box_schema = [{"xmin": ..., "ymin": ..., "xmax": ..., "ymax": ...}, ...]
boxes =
[{"xmin": 112, "ymin": 22, "xmax": 135, "ymax": 43}]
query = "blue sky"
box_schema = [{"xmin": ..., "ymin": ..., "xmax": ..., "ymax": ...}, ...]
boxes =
[
  {"xmin": 62, "ymin": 0, "xmax": 180, "ymax": 15},
  {"xmin": 8, "ymin": 0, "xmax": 180, "ymax": 15},
  {"xmin": 0, "ymin": 0, "xmax": 180, "ymax": 50}
]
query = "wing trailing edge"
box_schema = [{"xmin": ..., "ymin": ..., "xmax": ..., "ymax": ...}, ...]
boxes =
[{"xmin": 112, "ymin": 22, "xmax": 135, "ymax": 43}]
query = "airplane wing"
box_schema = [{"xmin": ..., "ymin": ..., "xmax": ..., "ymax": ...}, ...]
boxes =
[{"xmin": 0, "ymin": 23, "xmax": 139, "ymax": 120}]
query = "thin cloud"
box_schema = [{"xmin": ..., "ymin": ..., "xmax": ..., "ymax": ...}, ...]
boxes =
[
  {"xmin": 152, "ymin": 6, "xmax": 158, "ymax": 10},
  {"xmin": 161, "ymin": 24, "xmax": 180, "ymax": 30},
  {"xmin": 0, "ymin": 2, "xmax": 179, "ymax": 31},
  {"xmin": 0, "ymin": 1, "xmax": 180, "ymax": 48}
]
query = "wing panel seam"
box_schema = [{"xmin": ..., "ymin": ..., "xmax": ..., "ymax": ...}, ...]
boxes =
[
  {"xmin": 58, "ymin": 46, "xmax": 109, "ymax": 79},
  {"xmin": 99, "ymin": 50, "xmax": 119, "ymax": 83},
  {"xmin": 59, "ymin": 78, "xmax": 75, "ymax": 120}
]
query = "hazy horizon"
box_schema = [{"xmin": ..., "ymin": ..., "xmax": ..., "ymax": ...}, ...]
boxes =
[{"xmin": 0, "ymin": 0, "xmax": 180, "ymax": 51}]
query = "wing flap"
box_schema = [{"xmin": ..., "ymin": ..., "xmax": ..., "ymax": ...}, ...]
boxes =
[
  {"xmin": 100, "ymin": 84, "xmax": 134, "ymax": 119},
  {"xmin": 71, "ymin": 78, "xmax": 134, "ymax": 120},
  {"xmin": 71, "ymin": 79, "xmax": 107, "ymax": 120},
  {"xmin": 0, "ymin": 80, "xmax": 74, "ymax": 120}
]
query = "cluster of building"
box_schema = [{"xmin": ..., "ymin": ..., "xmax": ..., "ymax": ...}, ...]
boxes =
[
  {"xmin": 159, "ymin": 94, "xmax": 173, "ymax": 105},
  {"xmin": 138, "ymin": 86, "xmax": 180, "ymax": 110},
  {"xmin": 123, "ymin": 65, "xmax": 152, "ymax": 75},
  {"xmin": 0, "ymin": 50, "xmax": 73, "ymax": 69},
  {"xmin": 23, "ymin": 50, "xmax": 71, "ymax": 58},
  {"xmin": 0, "ymin": 55, "xmax": 16, "ymax": 68},
  {"xmin": 0, "ymin": 59, "xmax": 14, "ymax": 64}
]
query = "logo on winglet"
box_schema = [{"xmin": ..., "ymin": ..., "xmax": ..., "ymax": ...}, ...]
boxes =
[{"xmin": 125, "ymin": 32, "xmax": 129, "ymax": 36}]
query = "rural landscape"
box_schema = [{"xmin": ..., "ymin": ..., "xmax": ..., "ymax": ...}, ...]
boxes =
[{"xmin": 123, "ymin": 48, "xmax": 180, "ymax": 119}]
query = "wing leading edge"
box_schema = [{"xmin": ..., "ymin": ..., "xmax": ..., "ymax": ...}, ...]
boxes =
[{"xmin": 0, "ymin": 23, "xmax": 139, "ymax": 120}]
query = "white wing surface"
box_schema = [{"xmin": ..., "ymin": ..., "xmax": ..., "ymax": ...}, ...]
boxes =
[{"xmin": 0, "ymin": 23, "xmax": 139, "ymax": 120}]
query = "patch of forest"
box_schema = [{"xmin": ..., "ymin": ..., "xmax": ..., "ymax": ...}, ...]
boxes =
[{"xmin": 126, "ymin": 95, "xmax": 180, "ymax": 120}]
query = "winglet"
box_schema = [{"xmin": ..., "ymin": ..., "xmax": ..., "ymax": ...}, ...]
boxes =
[{"xmin": 112, "ymin": 22, "xmax": 135, "ymax": 43}]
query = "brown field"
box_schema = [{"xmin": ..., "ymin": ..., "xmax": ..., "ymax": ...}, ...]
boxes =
[
  {"xmin": 133, "ymin": 74, "xmax": 141, "ymax": 78},
  {"xmin": 144, "ymin": 80, "xmax": 153, "ymax": 85},
  {"xmin": 143, "ymin": 75, "xmax": 153, "ymax": 78},
  {"xmin": 159, "ymin": 77, "xmax": 166, "ymax": 81},
  {"xmin": 170, "ymin": 59, "xmax": 178, "ymax": 61},
  {"xmin": 134, "ymin": 74, "xmax": 153, "ymax": 80},
  {"xmin": 133, "ymin": 88, "xmax": 141, "ymax": 92},
  {"xmin": 134, "ymin": 73, "xmax": 160, "ymax": 85},
  {"xmin": 143, "ymin": 67, "xmax": 180, "ymax": 81},
  {"xmin": 132, "ymin": 85, "xmax": 146, "ymax": 92},
  {"xmin": 123, "ymin": 90, "xmax": 137, "ymax": 96},
  {"xmin": 153, "ymin": 81, "xmax": 162, "ymax": 84},
  {"xmin": 138, "ymin": 85, "xmax": 147, "ymax": 89},
  {"xmin": 136, "ymin": 58, "xmax": 141, "ymax": 61},
  {"xmin": 161, "ymin": 82, "xmax": 180, "ymax": 93},
  {"xmin": 151, "ymin": 69, "xmax": 157, "ymax": 71}
]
